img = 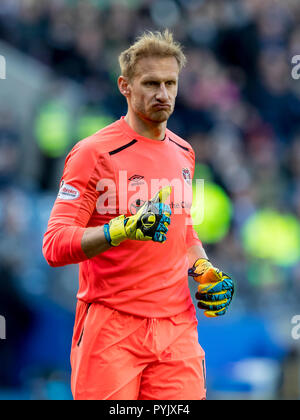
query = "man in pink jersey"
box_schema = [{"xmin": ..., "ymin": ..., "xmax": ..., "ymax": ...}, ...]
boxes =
[{"xmin": 43, "ymin": 30, "xmax": 234, "ymax": 400}]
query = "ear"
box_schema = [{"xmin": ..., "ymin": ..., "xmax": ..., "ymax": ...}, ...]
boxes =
[{"xmin": 118, "ymin": 76, "xmax": 131, "ymax": 98}]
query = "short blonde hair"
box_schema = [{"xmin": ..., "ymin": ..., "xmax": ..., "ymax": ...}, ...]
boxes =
[{"xmin": 119, "ymin": 29, "xmax": 186, "ymax": 80}]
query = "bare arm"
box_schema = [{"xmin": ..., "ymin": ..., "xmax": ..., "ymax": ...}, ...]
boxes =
[
  {"xmin": 81, "ymin": 226, "xmax": 111, "ymax": 259},
  {"xmin": 187, "ymin": 244, "xmax": 208, "ymax": 267}
]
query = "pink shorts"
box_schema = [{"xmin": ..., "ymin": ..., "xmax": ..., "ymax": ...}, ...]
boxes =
[{"xmin": 70, "ymin": 301, "xmax": 206, "ymax": 400}]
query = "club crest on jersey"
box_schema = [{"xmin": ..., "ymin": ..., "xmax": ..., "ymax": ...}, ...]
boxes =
[
  {"xmin": 182, "ymin": 168, "xmax": 191, "ymax": 185},
  {"xmin": 58, "ymin": 180, "xmax": 80, "ymax": 200}
]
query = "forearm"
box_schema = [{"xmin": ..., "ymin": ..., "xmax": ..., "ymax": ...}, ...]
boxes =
[
  {"xmin": 187, "ymin": 244, "xmax": 208, "ymax": 267},
  {"xmin": 81, "ymin": 225, "xmax": 111, "ymax": 258}
]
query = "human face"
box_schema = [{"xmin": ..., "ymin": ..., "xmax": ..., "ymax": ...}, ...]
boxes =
[{"xmin": 126, "ymin": 56, "xmax": 179, "ymax": 123}]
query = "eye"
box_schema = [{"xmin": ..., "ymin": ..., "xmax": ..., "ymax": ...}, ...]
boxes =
[{"xmin": 145, "ymin": 81, "xmax": 157, "ymax": 86}]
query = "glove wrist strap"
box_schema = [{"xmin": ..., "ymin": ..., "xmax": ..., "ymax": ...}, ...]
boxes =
[
  {"xmin": 108, "ymin": 215, "xmax": 127, "ymax": 246},
  {"xmin": 103, "ymin": 224, "xmax": 112, "ymax": 245}
]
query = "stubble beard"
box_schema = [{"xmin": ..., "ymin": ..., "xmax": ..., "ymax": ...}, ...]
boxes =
[
  {"xmin": 139, "ymin": 104, "xmax": 174, "ymax": 124},
  {"xmin": 150, "ymin": 109, "xmax": 172, "ymax": 123}
]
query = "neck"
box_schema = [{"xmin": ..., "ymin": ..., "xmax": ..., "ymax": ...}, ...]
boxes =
[{"xmin": 124, "ymin": 111, "xmax": 167, "ymax": 141}]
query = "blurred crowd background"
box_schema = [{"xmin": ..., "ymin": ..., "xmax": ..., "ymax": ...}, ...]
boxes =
[{"xmin": 0, "ymin": 0, "xmax": 300, "ymax": 400}]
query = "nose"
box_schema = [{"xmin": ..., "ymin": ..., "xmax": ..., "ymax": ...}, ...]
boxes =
[{"xmin": 156, "ymin": 83, "xmax": 169, "ymax": 102}]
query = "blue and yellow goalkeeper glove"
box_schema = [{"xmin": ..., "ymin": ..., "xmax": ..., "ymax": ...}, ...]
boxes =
[
  {"xmin": 104, "ymin": 186, "xmax": 172, "ymax": 247},
  {"xmin": 188, "ymin": 258, "xmax": 234, "ymax": 317}
]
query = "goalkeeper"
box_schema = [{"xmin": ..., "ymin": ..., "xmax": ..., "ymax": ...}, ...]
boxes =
[{"xmin": 43, "ymin": 30, "xmax": 234, "ymax": 400}]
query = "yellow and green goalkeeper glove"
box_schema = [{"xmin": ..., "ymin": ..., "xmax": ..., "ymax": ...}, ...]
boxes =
[
  {"xmin": 103, "ymin": 186, "xmax": 172, "ymax": 247},
  {"xmin": 188, "ymin": 258, "xmax": 234, "ymax": 317}
]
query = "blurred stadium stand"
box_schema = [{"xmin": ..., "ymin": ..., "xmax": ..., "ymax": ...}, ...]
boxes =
[{"xmin": 0, "ymin": 0, "xmax": 300, "ymax": 400}]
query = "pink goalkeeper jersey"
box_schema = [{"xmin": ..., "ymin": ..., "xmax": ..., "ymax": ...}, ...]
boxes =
[{"xmin": 43, "ymin": 117, "xmax": 202, "ymax": 318}]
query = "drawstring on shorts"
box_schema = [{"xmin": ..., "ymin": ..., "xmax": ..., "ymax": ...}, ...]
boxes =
[{"xmin": 143, "ymin": 318, "xmax": 158, "ymax": 354}]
